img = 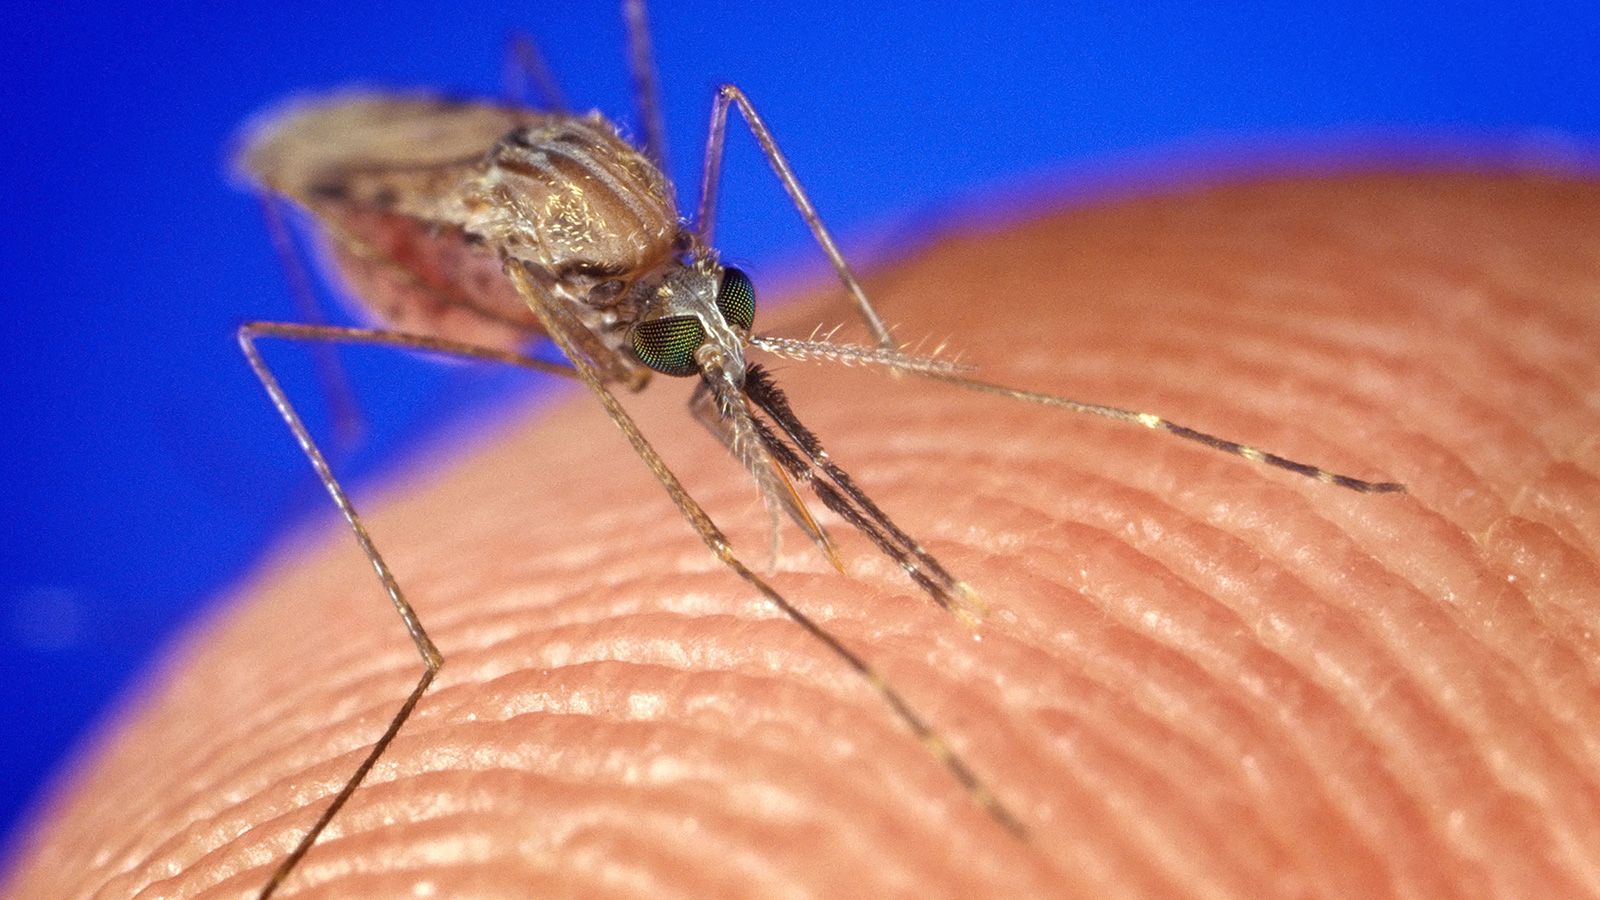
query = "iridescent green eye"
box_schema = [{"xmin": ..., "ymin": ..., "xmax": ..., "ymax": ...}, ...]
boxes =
[
  {"xmin": 716, "ymin": 267, "xmax": 756, "ymax": 331},
  {"xmin": 631, "ymin": 314, "xmax": 705, "ymax": 377}
]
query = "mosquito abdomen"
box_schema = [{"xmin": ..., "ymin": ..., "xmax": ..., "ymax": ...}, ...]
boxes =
[{"xmin": 319, "ymin": 206, "xmax": 551, "ymax": 351}]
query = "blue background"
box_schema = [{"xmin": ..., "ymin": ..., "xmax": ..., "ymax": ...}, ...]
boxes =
[{"xmin": 2, "ymin": 0, "xmax": 1597, "ymax": 861}]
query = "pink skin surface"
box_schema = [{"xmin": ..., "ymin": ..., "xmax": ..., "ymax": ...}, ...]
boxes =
[{"xmin": 6, "ymin": 170, "xmax": 1599, "ymax": 898}]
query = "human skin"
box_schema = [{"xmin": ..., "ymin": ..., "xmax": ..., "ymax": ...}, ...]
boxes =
[{"xmin": 4, "ymin": 170, "xmax": 1599, "ymax": 898}]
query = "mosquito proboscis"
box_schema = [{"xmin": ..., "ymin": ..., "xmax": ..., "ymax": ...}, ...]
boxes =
[{"xmin": 234, "ymin": 2, "xmax": 1404, "ymax": 895}]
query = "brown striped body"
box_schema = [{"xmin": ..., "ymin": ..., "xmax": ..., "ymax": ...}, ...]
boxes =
[{"xmin": 236, "ymin": 93, "xmax": 683, "ymax": 365}]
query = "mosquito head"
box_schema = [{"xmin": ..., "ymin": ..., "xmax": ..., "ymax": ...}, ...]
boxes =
[{"xmin": 629, "ymin": 259, "xmax": 757, "ymax": 382}]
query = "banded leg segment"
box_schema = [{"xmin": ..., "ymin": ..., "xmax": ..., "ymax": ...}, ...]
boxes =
[
  {"xmin": 749, "ymin": 332, "xmax": 1405, "ymax": 493},
  {"xmin": 925, "ymin": 372, "xmax": 1407, "ymax": 493}
]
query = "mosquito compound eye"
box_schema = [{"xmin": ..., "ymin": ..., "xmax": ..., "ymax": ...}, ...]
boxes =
[
  {"xmin": 716, "ymin": 266, "xmax": 756, "ymax": 331},
  {"xmin": 631, "ymin": 314, "xmax": 706, "ymax": 376}
]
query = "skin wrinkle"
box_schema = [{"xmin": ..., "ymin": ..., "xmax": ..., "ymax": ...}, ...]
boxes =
[
  {"xmin": 1247, "ymin": 526, "xmax": 1595, "ymax": 895},
  {"xmin": 1025, "ymin": 698, "xmax": 1301, "ymax": 894},
  {"xmin": 1331, "ymin": 496, "xmax": 1600, "ymax": 877},
  {"xmin": 1456, "ymin": 544, "xmax": 1600, "ymax": 762},
  {"xmin": 442, "ymin": 577, "xmax": 751, "ymax": 638},
  {"xmin": 88, "ymin": 688, "xmax": 335, "ymax": 884},
  {"xmin": 1052, "ymin": 525, "xmax": 1442, "ymax": 890},
  {"xmin": 1453, "ymin": 329, "xmax": 1591, "ymax": 457},
  {"xmin": 1180, "ymin": 329, "xmax": 1427, "ymax": 432},
  {"xmin": 1013, "ymin": 480, "xmax": 1408, "ymax": 877},
  {"xmin": 1030, "ymin": 598, "xmax": 1382, "ymax": 890},
  {"xmin": 1018, "ymin": 308, "xmax": 1407, "ymax": 428},
  {"xmin": 372, "ymin": 730, "xmax": 844, "ymax": 871},
  {"xmin": 985, "ymin": 470, "xmax": 1472, "ymax": 890},
  {"xmin": 133, "ymin": 664, "xmax": 411, "ymax": 835},
  {"xmin": 1021, "ymin": 699, "xmax": 1268, "ymax": 900},
  {"xmin": 985, "ymin": 490, "xmax": 1363, "ymax": 845},
  {"xmin": 467, "ymin": 720, "xmax": 1004, "ymax": 890},
  {"xmin": 1222, "ymin": 490, "xmax": 1561, "ymax": 877},
  {"xmin": 1486, "ymin": 517, "xmax": 1600, "ymax": 637},
  {"xmin": 253, "ymin": 802, "xmax": 749, "ymax": 897},
  {"xmin": 1524, "ymin": 467, "xmax": 1600, "ymax": 557},
  {"xmin": 7, "ymin": 172, "xmax": 1600, "ymax": 898},
  {"xmin": 1011, "ymin": 566, "xmax": 1350, "ymax": 851},
  {"xmin": 113, "ymin": 619, "xmax": 475, "ymax": 877},
  {"xmin": 1426, "ymin": 304, "xmax": 1595, "ymax": 459},
  {"xmin": 230, "ymin": 749, "xmax": 742, "ymax": 895}
]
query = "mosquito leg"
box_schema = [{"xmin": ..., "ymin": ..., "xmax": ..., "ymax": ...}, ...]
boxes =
[
  {"xmin": 691, "ymin": 85, "xmax": 729, "ymax": 243},
  {"xmin": 508, "ymin": 262, "xmax": 1026, "ymax": 838},
  {"xmin": 925, "ymin": 370, "xmax": 1407, "ymax": 493},
  {"xmin": 237, "ymin": 322, "xmax": 576, "ymax": 898},
  {"xmin": 750, "ymin": 333, "xmax": 971, "ymax": 377},
  {"xmin": 695, "ymin": 84, "xmax": 895, "ymax": 349},
  {"xmin": 502, "ymin": 30, "xmax": 569, "ymax": 111},
  {"xmin": 621, "ymin": 0, "xmax": 668, "ymax": 169},
  {"xmin": 752, "ymin": 330, "xmax": 1404, "ymax": 492},
  {"xmin": 695, "ymin": 86, "xmax": 1399, "ymax": 490},
  {"xmin": 256, "ymin": 194, "xmax": 367, "ymax": 453},
  {"xmin": 242, "ymin": 321, "xmax": 579, "ymax": 378}
]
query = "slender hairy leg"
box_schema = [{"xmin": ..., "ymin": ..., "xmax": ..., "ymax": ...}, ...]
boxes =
[
  {"xmin": 750, "ymin": 334, "xmax": 1404, "ymax": 494},
  {"xmin": 694, "ymin": 84, "xmax": 896, "ymax": 348},
  {"xmin": 918, "ymin": 372, "xmax": 1405, "ymax": 493},
  {"xmin": 696, "ymin": 87, "xmax": 1403, "ymax": 494},
  {"xmin": 507, "ymin": 262, "xmax": 1026, "ymax": 836},
  {"xmin": 236, "ymin": 322, "xmax": 574, "ymax": 897}
]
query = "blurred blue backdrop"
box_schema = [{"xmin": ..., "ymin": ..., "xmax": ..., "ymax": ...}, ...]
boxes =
[{"xmin": 2, "ymin": 0, "xmax": 1597, "ymax": 860}]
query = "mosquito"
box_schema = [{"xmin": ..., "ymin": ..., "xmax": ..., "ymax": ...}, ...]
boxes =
[{"xmin": 234, "ymin": 1, "xmax": 1404, "ymax": 895}]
